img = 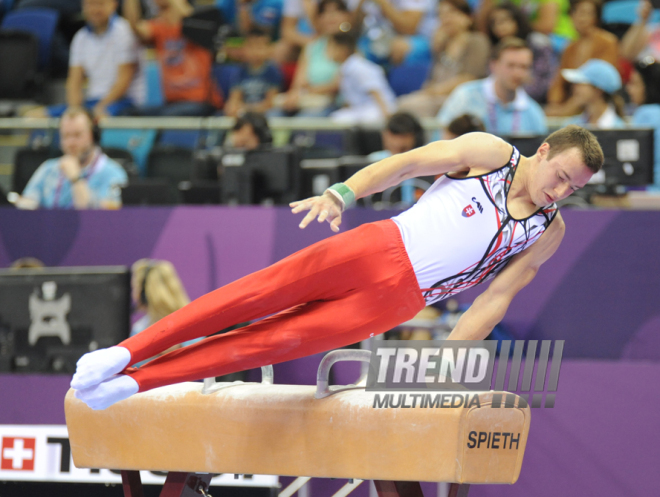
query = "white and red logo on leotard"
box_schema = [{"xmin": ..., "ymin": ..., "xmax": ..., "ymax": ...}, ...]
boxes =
[{"xmin": 462, "ymin": 205, "xmax": 476, "ymax": 217}]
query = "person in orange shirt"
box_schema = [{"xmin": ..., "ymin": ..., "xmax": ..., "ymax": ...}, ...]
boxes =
[{"xmin": 123, "ymin": 0, "xmax": 223, "ymax": 115}]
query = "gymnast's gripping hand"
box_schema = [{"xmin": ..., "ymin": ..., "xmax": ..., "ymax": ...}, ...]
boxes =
[
  {"xmin": 70, "ymin": 346, "xmax": 131, "ymax": 391},
  {"xmin": 289, "ymin": 192, "xmax": 343, "ymax": 232}
]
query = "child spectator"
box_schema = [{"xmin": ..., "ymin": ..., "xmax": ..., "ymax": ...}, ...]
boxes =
[
  {"xmin": 123, "ymin": 0, "xmax": 222, "ymax": 116},
  {"xmin": 327, "ymin": 30, "xmax": 396, "ymax": 123},
  {"xmin": 25, "ymin": 0, "xmax": 144, "ymax": 118},
  {"xmin": 224, "ymin": 27, "xmax": 283, "ymax": 117}
]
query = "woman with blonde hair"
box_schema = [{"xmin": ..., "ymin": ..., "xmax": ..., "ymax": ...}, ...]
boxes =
[{"xmin": 130, "ymin": 259, "xmax": 200, "ymax": 357}]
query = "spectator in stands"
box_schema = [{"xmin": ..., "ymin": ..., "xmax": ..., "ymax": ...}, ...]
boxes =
[
  {"xmin": 9, "ymin": 258, "xmax": 45, "ymax": 269},
  {"xmin": 621, "ymin": 0, "xmax": 660, "ymax": 62},
  {"xmin": 438, "ymin": 37, "xmax": 547, "ymax": 135},
  {"xmin": 626, "ymin": 57, "xmax": 660, "ymax": 189},
  {"xmin": 397, "ymin": 0, "xmax": 490, "ymax": 117},
  {"xmin": 486, "ymin": 2, "xmax": 557, "ymax": 103},
  {"xmin": 276, "ymin": 0, "xmax": 351, "ymax": 116},
  {"xmin": 281, "ymin": 0, "xmax": 320, "ymax": 50},
  {"xmin": 327, "ymin": 30, "xmax": 397, "ymax": 123},
  {"xmin": 226, "ymin": 112, "xmax": 273, "ymax": 149},
  {"xmin": 24, "ymin": 0, "xmax": 145, "ymax": 118},
  {"xmin": 130, "ymin": 259, "xmax": 202, "ymax": 365},
  {"xmin": 368, "ymin": 111, "xmax": 425, "ymax": 161},
  {"xmin": 237, "ymin": 0, "xmax": 285, "ymax": 39},
  {"xmin": 224, "ymin": 27, "xmax": 283, "ymax": 117},
  {"xmin": 545, "ymin": 0, "xmax": 619, "ymax": 116},
  {"xmin": 123, "ymin": 0, "xmax": 222, "ymax": 116},
  {"xmin": 350, "ymin": 0, "xmax": 438, "ymax": 65},
  {"xmin": 476, "ymin": 0, "xmax": 577, "ymax": 45},
  {"xmin": 442, "ymin": 113, "xmax": 485, "ymax": 139},
  {"xmin": 16, "ymin": 107, "xmax": 127, "ymax": 210},
  {"xmin": 562, "ymin": 59, "xmax": 625, "ymax": 128}
]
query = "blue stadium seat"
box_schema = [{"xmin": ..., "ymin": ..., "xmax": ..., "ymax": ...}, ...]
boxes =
[
  {"xmin": 213, "ymin": 63, "xmax": 241, "ymax": 101},
  {"xmin": 0, "ymin": 30, "xmax": 40, "ymax": 99},
  {"xmin": 1, "ymin": 8, "xmax": 59, "ymax": 71},
  {"xmin": 388, "ymin": 62, "xmax": 430, "ymax": 97},
  {"xmin": 602, "ymin": 0, "xmax": 660, "ymax": 24},
  {"xmin": 157, "ymin": 130, "xmax": 203, "ymax": 149},
  {"xmin": 100, "ymin": 129, "xmax": 158, "ymax": 177},
  {"xmin": 144, "ymin": 59, "xmax": 164, "ymax": 107}
]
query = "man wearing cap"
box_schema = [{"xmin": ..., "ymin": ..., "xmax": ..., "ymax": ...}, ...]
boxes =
[
  {"xmin": 562, "ymin": 59, "xmax": 626, "ymax": 128},
  {"xmin": 438, "ymin": 37, "xmax": 548, "ymax": 135}
]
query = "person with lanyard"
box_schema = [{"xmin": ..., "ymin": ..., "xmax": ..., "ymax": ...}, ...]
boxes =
[
  {"xmin": 16, "ymin": 107, "xmax": 128, "ymax": 210},
  {"xmin": 437, "ymin": 37, "xmax": 547, "ymax": 136},
  {"xmin": 71, "ymin": 124, "xmax": 600, "ymax": 411}
]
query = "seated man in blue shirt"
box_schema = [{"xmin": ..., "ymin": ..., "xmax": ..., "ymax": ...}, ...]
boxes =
[
  {"xmin": 17, "ymin": 107, "xmax": 128, "ymax": 210},
  {"xmin": 438, "ymin": 37, "xmax": 548, "ymax": 136}
]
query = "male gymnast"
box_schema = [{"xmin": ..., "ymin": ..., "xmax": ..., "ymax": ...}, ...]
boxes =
[{"xmin": 71, "ymin": 125, "xmax": 602, "ymax": 409}]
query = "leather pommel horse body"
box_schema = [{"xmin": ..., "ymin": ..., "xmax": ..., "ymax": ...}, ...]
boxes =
[{"xmin": 65, "ymin": 351, "xmax": 531, "ymax": 497}]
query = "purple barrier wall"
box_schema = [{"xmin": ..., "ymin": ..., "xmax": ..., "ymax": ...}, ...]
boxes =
[{"xmin": 0, "ymin": 207, "xmax": 658, "ymax": 360}]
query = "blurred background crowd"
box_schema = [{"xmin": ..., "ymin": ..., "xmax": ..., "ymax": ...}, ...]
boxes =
[{"xmin": 1, "ymin": 0, "xmax": 660, "ymax": 208}]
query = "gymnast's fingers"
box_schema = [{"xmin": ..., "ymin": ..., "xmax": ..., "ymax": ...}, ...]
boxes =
[
  {"xmin": 318, "ymin": 209, "xmax": 330, "ymax": 223},
  {"xmin": 299, "ymin": 206, "xmax": 320, "ymax": 229},
  {"xmin": 290, "ymin": 198, "xmax": 315, "ymax": 214},
  {"xmin": 330, "ymin": 214, "xmax": 342, "ymax": 232}
]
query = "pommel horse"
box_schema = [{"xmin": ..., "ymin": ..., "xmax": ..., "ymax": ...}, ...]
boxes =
[{"xmin": 65, "ymin": 350, "xmax": 531, "ymax": 497}]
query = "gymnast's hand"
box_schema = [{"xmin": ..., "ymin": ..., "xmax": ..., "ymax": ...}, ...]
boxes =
[{"xmin": 290, "ymin": 192, "xmax": 343, "ymax": 232}]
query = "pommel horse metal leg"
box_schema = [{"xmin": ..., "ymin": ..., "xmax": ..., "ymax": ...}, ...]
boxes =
[
  {"xmin": 373, "ymin": 481, "xmax": 469, "ymax": 497},
  {"xmin": 121, "ymin": 470, "xmax": 213, "ymax": 497}
]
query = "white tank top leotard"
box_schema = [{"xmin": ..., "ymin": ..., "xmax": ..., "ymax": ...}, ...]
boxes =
[{"xmin": 392, "ymin": 146, "xmax": 558, "ymax": 305}]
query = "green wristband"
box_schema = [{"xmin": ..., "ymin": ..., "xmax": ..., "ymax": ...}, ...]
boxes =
[{"xmin": 327, "ymin": 183, "xmax": 356, "ymax": 209}]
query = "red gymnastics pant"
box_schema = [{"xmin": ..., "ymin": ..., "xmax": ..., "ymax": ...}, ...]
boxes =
[{"xmin": 120, "ymin": 219, "xmax": 426, "ymax": 392}]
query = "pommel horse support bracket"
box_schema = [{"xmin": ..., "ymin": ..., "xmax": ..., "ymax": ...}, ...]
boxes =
[{"xmin": 65, "ymin": 350, "xmax": 531, "ymax": 497}]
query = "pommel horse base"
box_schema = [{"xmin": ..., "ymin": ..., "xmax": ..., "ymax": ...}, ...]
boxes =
[{"xmin": 65, "ymin": 350, "xmax": 531, "ymax": 497}]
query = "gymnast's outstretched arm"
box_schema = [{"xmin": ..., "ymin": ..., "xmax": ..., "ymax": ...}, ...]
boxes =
[
  {"xmin": 292, "ymin": 133, "xmax": 513, "ymax": 230},
  {"xmin": 447, "ymin": 214, "xmax": 566, "ymax": 341}
]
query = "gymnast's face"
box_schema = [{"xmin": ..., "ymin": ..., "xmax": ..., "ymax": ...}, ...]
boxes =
[{"xmin": 531, "ymin": 145, "xmax": 593, "ymax": 206}]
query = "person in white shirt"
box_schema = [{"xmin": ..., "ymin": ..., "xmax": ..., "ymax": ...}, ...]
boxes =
[
  {"xmin": 26, "ymin": 0, "xmax": 145, "ymax": 118},
  {"xmin": 327, "ymin": 30, "xmax": 397, "ymax": 123}
]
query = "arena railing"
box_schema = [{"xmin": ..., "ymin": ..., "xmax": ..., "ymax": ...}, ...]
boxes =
[{"xmin": 0, "ymin": 116, "xmax": 570, "ymax": 132}]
